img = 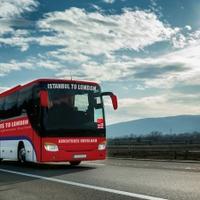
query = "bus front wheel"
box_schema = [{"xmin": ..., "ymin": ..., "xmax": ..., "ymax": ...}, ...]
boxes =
[
  {"xmin": 18, "ymin": 143, "xmax": 26, "ymax": 163},
  {"xmin": 69, "ymin": 161, "xmax": 81, "ymax": 166}
]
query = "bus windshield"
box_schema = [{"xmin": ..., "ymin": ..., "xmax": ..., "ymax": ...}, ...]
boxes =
[{"xmin": 41, "ymin": 85, "xmax": 105, "ymax": 137}]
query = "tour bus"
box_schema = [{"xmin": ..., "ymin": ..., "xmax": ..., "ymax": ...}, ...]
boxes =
[{"xmin": 0, "ymin": 79, "xmax": 117, "ymax": 165}]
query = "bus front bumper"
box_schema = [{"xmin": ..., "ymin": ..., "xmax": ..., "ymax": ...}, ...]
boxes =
[{"xmin": 41, "ymin": 149, "xmax": 106, "ymax": 162}]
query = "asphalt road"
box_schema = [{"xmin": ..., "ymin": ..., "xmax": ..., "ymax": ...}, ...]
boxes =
[{"xmin": 1, "ymin": 158, "xmax": 200, "ymax": 200}]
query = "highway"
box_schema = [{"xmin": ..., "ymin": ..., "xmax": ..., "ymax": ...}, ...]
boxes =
[{"xmin": 0, "ymin": 158, "xmax": 200, "ymax": 200}]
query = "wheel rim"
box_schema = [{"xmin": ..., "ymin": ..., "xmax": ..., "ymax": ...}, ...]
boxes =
[{"xmin": 19, "ymin": 147, "xmax": 26, "ymax": 163}]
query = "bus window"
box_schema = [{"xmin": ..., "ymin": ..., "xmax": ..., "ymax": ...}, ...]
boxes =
[
  {"xmin": 17, "ymin": 88, "xmax": 33, "ymax": 114},
  {"xmin": 4, "ymin": 92, "xmax": 19, "ymax": 118},
  {"xmin": 0, "ymin": 98, "xmax": 5, "ymax": 119},
  {"xmin": 75, "ymin": 94, "xmax": 88, "ymax": 112}
]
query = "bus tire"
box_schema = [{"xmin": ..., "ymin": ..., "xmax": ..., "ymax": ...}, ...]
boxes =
[
  {"xmin": 69, "ymin": 161, "xmax": 81, "ymax": 166},
  {"xmin": 0, "ymin": 158, "xmax": 3, "ymax": 163},
  {"xmin": 18, "ymin": 143, "xmax": 26, "ymax": 163}
]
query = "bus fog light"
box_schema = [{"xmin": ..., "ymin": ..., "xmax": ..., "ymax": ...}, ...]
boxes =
[
  {"xmin": 44, "ymin": 143, "xmax": 59, "ymax": 152},
  {"xmin": 98, "ymin": 142, "xmax": 106, "ymax": 151}
]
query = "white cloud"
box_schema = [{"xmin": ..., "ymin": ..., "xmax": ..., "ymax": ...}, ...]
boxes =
[
  {"xmin": 46, "ymin": 48, "xmax": 90, "ymax": 63},
  {"xmin": 0, "ymin": 60, "xmax": 33, "ymax": 76},
  {"xmin": 185, "ymin": 25, "xmax": 192, "ymax": 31},
  {"xmin": 103, "ymin": 0, "xmax": 115, "ymax": 3},
  {"xmin": 171, "ymin": 28, "xmax": 200, "ymax": 48},
  {"xmin": 0, "ymin": 0, "xmax": 38, "ymax": 18},
  {"xmin": 55, "ymin": 40, "xmax": 200, "ymax": 89},
  {"xmin": 172, "ymin": 34, "xmax": 186, "ymax": 48},
  {"xmin": 34, "ymin": 7, "xmax": 200, "ymax": 89},
  {"xmin": 91, "ymin": 4, "xmax": 102, "ymax": 11},
  {"xmin": 1, "ymin": 6, "xmax": 179, "ymax": 51},
  {"xmin": 135, "ymin": 43, "xmax": 200, "ymax": 88},
  {"xmin": 0, "ymin": 59, "xmax": 63, "ymax": 77},
  {"xmin": 1, "ymin": 6, "xmax": 197, "ymax": 58},
  {"xmin": 37, "ymin": 8, "xmax": 178, "ymax": 55},
  {"xmin": 0, "ymin": 20, "xmax": 13, "ymax": 35},
  {"xmin": 0, "ymin": 0, "xmax": 38, "ymax": 48},
  {"xmin": 0, "ymin": 33, "xmax": 32, "ymax": 51},
  {"xmin": 56, "ymin": 59, "xmax": 134, "ymax": 82}
]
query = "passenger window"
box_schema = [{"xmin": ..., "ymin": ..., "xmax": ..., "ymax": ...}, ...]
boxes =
[
  {"xmin": 4, "ymin": 92, "xmax": 19, "ymax": 118},
  {"xmin": 18, "ymin": 88, "xmax": 33, "ymax": 114},
  {"xmin": 0, "ymin": 98, "xmax": 5, "ymax": 119}
]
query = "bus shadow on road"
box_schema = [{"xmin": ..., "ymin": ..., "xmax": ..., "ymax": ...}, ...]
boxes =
[
  {"xmin": 0, "ymin": 160, "xmax": 95, "ymax": 171},
  {"xmin": 0, "ymin": 160, "xmax": 96, "ymax": 188}
]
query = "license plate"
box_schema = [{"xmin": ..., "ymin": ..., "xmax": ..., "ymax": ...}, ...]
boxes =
[{"xmin": 73, "ymin": 154, "xmax": 87, "ymax": 159}]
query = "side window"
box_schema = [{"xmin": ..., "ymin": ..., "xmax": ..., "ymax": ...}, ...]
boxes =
[
  {"xmin": 0, "ymin": 97, "xmax": 5, "ymax": 119},
  {"xmin": 4, "ymin": 92, "xmax": 19, "ymax": 118},
  {"xmin": 17, "ymin": 88, "xmax": 33, "ymax": 114}
]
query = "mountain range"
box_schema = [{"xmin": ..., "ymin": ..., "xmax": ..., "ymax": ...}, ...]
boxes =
[{"xmin": 107, "ymin": 115, "xmax": 200, "ymax": 138}]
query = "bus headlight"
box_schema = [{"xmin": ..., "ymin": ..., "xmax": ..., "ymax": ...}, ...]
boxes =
[
  {"xmin": 98, "ymin": 141, "xmax": 106, "ymax": 151},
  {"xmin": 44, "ymin": 143, "xmax": 59, "ymax": 152}
]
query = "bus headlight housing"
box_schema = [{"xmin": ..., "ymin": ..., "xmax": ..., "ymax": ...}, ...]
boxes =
[
  {"xmin": 44, "ymin": 143, "xmax": 59, "ymax": 152},
  {"xmin": 98, "ymin": 141, "xmax": 106, "ymax": 151}
]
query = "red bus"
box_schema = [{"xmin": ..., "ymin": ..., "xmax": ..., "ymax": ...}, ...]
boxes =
[{"xmin": 0, "ymin": 79, "xmax": 117, "ymax": 165}]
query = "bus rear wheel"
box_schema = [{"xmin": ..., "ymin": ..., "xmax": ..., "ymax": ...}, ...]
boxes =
[
  {"xmin": 69, "ymin": 161, "xmax": 81, "ymax": 166},
  {"xmin": 18, "ymin": 143, "xmax": 26, "ymax": 163},
  {"xmin": 0, "ymin": 158, "xmax": 3, "ymax": 163}
]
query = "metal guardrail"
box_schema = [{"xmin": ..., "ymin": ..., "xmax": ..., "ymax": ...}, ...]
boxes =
[{"xmin": 107, "ymin": 144, "xmax": 200, "ymax": 160}]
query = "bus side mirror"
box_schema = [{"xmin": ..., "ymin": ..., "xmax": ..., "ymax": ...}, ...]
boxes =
[
  {"xmin": 111, "ymin": 94, "xmax": 118, "ymax": 110},
  {"xmin": 40, "ymin": 90, "xmax": 49, "ymax": 107},
  {"xmin": 101, "ymin": 92, "xmax": 118, "ymax": 110}
]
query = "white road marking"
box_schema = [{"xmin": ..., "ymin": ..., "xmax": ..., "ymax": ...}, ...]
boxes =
[
  {"xmin": 185, "ymin": 167, "xmax": 192, "ymax": 170},
  {"xmin": 0, "ymin": 168, "xmax": 168, "ymax": 200}
]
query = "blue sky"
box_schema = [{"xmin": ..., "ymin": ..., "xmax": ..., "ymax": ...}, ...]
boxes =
[{"xmin": 0, "ymin": 0, "xmax": 200, "ymax": 124}]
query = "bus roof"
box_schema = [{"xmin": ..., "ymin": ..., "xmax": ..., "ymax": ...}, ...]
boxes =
[{"xmin": 0, "ymin": 78, "xmax": 100, "ymax": 98}]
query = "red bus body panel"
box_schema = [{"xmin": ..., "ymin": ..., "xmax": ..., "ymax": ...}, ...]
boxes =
[{"xmin": 0, "ymin": 116, "xmax": 106, "ymax": 162}]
